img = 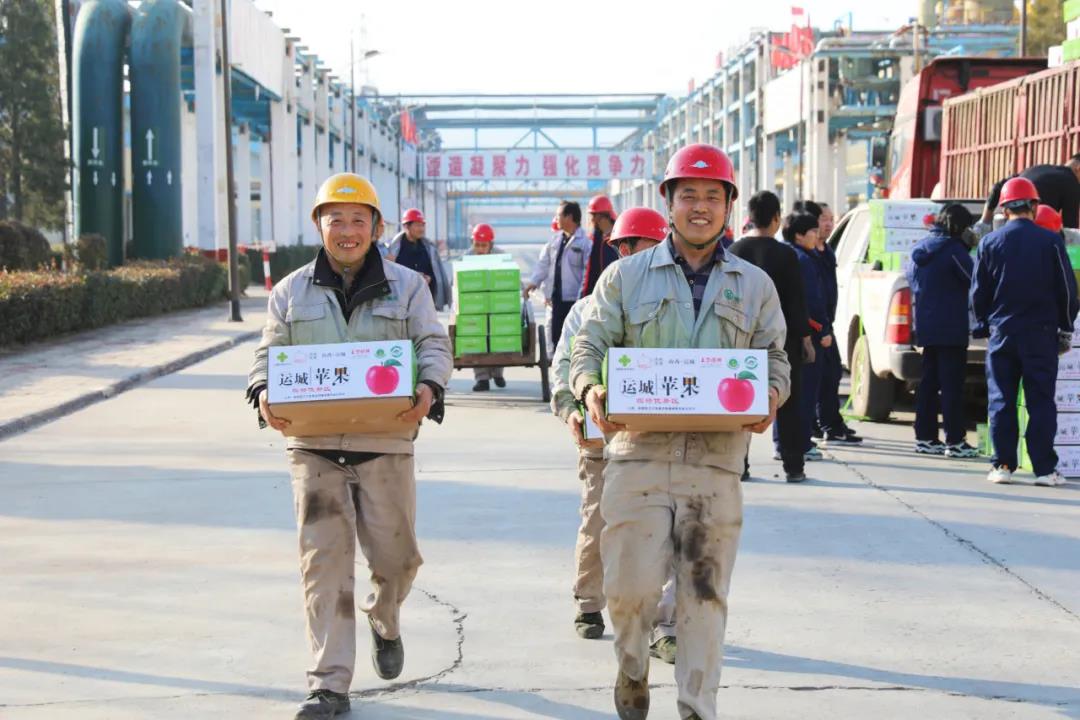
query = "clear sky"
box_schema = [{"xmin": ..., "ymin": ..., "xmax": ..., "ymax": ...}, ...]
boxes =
[{"xmin": 253, "ymin": 0, "xmax": 918, "ymax": 97}]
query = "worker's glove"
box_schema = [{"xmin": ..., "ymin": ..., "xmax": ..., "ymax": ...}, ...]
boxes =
[{"xmin": 1059, "ymin": 331, "xmax": 1073, "ymax": 356}]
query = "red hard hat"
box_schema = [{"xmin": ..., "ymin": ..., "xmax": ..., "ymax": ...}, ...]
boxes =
[
  {"xmin": 472, "ymin": 223, "xmax": 494, "ymax": 243},
  {"xmin": 402, "ymin": 208, "xmax": 425, "ymax": 224},
  {"xmin": 659, "ymin": 144, "xmax": 738, "ymax": 201},
  {"xmin": 998, "ymin": 177, "xmax": 1040, "ymax": 207},
  {"xmin": 1035, "ymin": 204, "xmax": 1063, "ymax": 233},
  {"xmin": 608, "ymin": 207, "xmax": 669, "ymax": 245},
  {"xmin": 587, "ymin": 195, "xmax": 616, "ymax": 218}
]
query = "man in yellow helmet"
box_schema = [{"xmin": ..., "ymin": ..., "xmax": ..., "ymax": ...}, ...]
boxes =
[{"xmin": 246, "ymin": 173, "xmax": 452, "ymax": 720}]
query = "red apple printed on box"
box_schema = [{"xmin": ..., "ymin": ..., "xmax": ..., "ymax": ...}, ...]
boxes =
[
  {"xmin": 718, "ymin": 356, "xmax": 757, "ymax": 412},
  {"xmin": 366, "ymin": 348, "xmax": 403, "ymax": 396}
]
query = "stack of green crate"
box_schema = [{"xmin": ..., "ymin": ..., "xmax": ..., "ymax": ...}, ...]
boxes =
[
  {"xmin": 1016, "ymin": 245, "xmax": 1080, "ymax": 476},
  {"xmin": 452, "ymin": 256, "xmax": 524, "ymax": 356},
  {"xmin": 1065, "ymin": 0, "xmax": 1080, "ymax": 62},
  {"xmin": 868, "ymin": 200, "xmax": 938, "ymax": 272}
]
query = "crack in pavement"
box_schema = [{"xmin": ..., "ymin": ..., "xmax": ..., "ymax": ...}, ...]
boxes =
[
  {"xmin": 827, "ymin": 449, "xmax": 1079, "ymax": 623},
  {"xmin": 351, "ymin": 586, "xmax": 467, "ymax": 700}
]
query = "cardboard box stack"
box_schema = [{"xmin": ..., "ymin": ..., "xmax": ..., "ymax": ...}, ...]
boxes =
[
  {"xmin": 1065, "ymin": 0, "xmax": 1080, "ymax": 62},
  {"xmin": 602, "ymin": 347, "xmax": 769, "ymax": 432},
  {"xmin": 268, "ymin": 340, "xmax": 417, "ymax": 437},
  {"xmin": 868, "ymin": 199, "xmax": 939, "ymax": 272},
  {"xmin": 1016, "ymin": 247, "xmax": 1080, "ymax": 477},
  {"xmin": 452, "ymin": 254, "xmax": 524, "ymax": 356}
]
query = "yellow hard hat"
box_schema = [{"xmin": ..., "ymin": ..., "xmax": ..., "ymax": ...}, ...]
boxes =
[{"xmin": 310, "ymin": 173, "xmax": 381, "ymax": 222}]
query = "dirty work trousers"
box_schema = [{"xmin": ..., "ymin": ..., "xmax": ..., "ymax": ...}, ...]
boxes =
[
  {"xmin": 575, "ymin": 454, "xmax": 679, "ymax": 643},
  {"xmin": 601, "ymin": 459, "xmax": 742, "ymax": 720},
  {"xmin": 287, "ymin": 450, "xmax": 423, "ymax": 693},
  {"xmin": 986, "ymin": 329, "xmax": 1060, "ymax": 475},
  {"xmin": 473, "ymin": 366, "xmax": 505, "ymax": 382}
]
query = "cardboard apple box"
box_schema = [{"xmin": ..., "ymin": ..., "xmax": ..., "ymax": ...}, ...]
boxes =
[
  {"xmin": 604, "ymin": 347, "xmax": 769, "ymax": 432},
  {"xmin": 268, "ymin": 340, "xmax": 417, "ymax": 437}
]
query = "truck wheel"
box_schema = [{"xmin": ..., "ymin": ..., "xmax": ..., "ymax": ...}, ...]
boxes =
[{"xmin": 850, "ymin": 335, "xmax": 895, "ymax": 422}]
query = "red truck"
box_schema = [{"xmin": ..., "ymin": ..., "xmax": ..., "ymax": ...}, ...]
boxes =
[
  {"xmin": 888, "ymin": 57, "xmax": 1048, "ymax": 200},
  {"xmin": 940, "ymin": 60, "xmax": 1080, "ymax": 199}
]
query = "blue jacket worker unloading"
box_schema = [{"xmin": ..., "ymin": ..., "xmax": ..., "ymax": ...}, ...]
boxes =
[
  {"xmin": 970, "ymin": 177, "xmax": 1079, "ymax": 487},
  {"xmin": 906, "ymin": 204, "xmax": 977, "ymax": 458}
]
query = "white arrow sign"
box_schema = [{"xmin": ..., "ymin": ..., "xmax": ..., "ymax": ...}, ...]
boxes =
[
  {"xmin": 91, "ymin": 127, "xmax": 101, "ymax": 159},
  {"xmin": 146, "ymin": 170, "xmax": 152, "ymax": 186},
  {"xmin": 166, "ymin": 170, "xmax": 172, "ymax": 185},
  {"xmin": 145, "ymin": 129, "xmax": 155, "ymax": 162},
  {"xmin": 111, "ymin": 172, "xmax": 117, "ymax": 187},
  {"xmin": 93, "ymin": 170, "xmax": 98, "ymax": 186}
]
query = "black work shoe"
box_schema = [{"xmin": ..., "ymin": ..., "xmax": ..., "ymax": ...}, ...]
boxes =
[
  {"xmin": 369, "ymin": 616, "xmax": 404, "ymax": 680},
  {"xmin": 824, "ymin": 428, "xmax": 863, "ymax": 444},
  {"xmin": 295, "ymin": 689, "xmax": 350, "ymax": 719},
  {"xmin": 649, "ymin": 635, "xmax": 676, "ymax": 664},
  {"xmin": 574, "ymin": 611, "xmax": 605, "ymax": 639},
  {"xmin": 472, "ymin": 380, "xmax": 490, "ymax": 392},
  {"xmin": 614, "ymin": 668, "xmax": 650, "ymax": 720},
  {"xmin": 494, "ymin": 376, "xmax": 506, "ymax": 388},
  {"xmin": 785, "ymin": 471, "xmax": 807, "ymax": 483}
]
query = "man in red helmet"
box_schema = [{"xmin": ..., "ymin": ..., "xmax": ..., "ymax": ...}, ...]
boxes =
[
  {"xmin": 466, "ymin": 223, "xmax": 507, "ymax": 392},
  {"xmin": 582, "ymin": 195, "xmax": 621, "ymax": 297},
  {"xmin": 552, "ymin": 207, "xmax": 678, "ymax": 660},
  {"xmin": 387, "ymin": 208, "xmax": 452, "ymax": 310},
  {"xmin": 971, "ymin": 177, "xmax": 1079, "ymax": 487},
  {"xmin": 570, "ymin": 144, "xmax": 790, "ymax": 720}
]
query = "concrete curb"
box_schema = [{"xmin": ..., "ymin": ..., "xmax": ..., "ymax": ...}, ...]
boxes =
[{"xmin": 0, "ymin": 330, "xmax": 261, "ymax": 442}]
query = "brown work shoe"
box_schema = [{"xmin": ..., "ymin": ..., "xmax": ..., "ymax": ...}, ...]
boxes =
[
  {"xmin": 294, "ymin": 689, "xmax": 350, "ymax": 718},
  {"xmin": 648, "ymin": 635, "xmax": 676, "ymax": 665},
  {"xmin": 614, "ymin": 667, "xmax": 649, "ymax": 719},
  {"xmin": 369, "ymin": 616, "xmax": 404, "ymax": 680},
  {"xmin": 574, "ymin": 611, "xmax": 605, "ymax": 639}
]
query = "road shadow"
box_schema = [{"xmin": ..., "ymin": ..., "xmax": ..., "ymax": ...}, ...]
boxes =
[{"xmin": 726, "ymin": 645, "xmax": 1080, "ymax": 716}]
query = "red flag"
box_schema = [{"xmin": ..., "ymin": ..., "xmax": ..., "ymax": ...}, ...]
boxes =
[
  {"xmin": 400, "ymin": 109, "xmax": 418, "ymax": 145},
  {"xmin": 791, "ymin": 6, "xmax": 804, "ymax": 16}
]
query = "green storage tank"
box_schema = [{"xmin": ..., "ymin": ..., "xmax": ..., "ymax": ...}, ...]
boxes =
[
  {"xmin": 72, "ymin": 0, "xmax": 130, "ymax": 267},
  {"xmin": 129, "ymin": 0, "xmax": 188, "ymax": 259}
]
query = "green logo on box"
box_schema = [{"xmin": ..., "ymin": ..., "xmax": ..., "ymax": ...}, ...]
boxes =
[
  {"xmin": 390, "ymin": 345, "xmax": 403, "ymax": 358},
  {"xmin": 745, "ymin": 356, "xmax": 759, "ymax": 370},
  {"xmin": 727, "ymin": 358, "xmax": 739, "ymax": 369},
  {"xmin": 376, "ymin": 349, "xmax": 386, "ymax": 359},
  {"xmin": 276, "ymin": 351, "xmax": 288, "ymax": 362},
  {"xmin": 619, "ymin": 354, "xmax": 632, "ymax": 368}
]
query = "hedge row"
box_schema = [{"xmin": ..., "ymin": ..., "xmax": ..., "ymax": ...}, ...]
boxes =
[
  {"xmin": 0, "ymin": 255, "xmax": 227, "ymax": 348},
  {"xmin": 0, "ymin": 221, "xmax": 52, "ymax": 271}
]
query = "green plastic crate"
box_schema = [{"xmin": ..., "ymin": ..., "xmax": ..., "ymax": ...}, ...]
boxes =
[
  {"xmin": 488, "ymin": 290, "xmax": 522, "ymax": 315},
  {"xmin": 455, "ymin": 314, "xmax": 488, "ymax": 336},
  {"xmin": 488, "ymin": 334, "xmax": 523, "ymax": 353},
  {"xmin": 455, "ymin": 335, "xmax": 487, "ymax": 356},
  {"xmin": 455, "ymin": 292, "xmax": 490, "ymax": 316},
  {"xmin": 1065, "ymin": 37, "xmax": 1080, "ymax": 63},
  {"xmin": 976, "ymin": 423, "xmax": 992, "ymax": 457},
  {"xmin": 1066, "ymin": 0, "xmax": 1080, "ymax": 23},
  {"xmin": 489, "ymin": 267, "xmax": 521, "ymax": 292},
  {"xmin": 455, "ymin": 268, "xmax": 489, "ymax": 293},
  {"xmin": 488, "ymin": 313, "xmax": 522, "ymax": 336}
]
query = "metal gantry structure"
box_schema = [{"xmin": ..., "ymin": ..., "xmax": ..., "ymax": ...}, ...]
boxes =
[{"xmin": 394, "ymin": 93, "xmax": 667, "ymax": 244}]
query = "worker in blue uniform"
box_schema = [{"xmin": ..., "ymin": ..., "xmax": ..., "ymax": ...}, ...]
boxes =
[
  {"xmin": 971, "ymin": 177, "xmax": 1080, "ymax": 487},
  {"xmin": 906, "ymin": 203, "xmax": 978, "ymax": 458}
]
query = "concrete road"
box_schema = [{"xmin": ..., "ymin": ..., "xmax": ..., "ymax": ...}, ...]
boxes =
[{"xmin": 1, "ymin": 338, "xmax": 1078, "ymax": 719}]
